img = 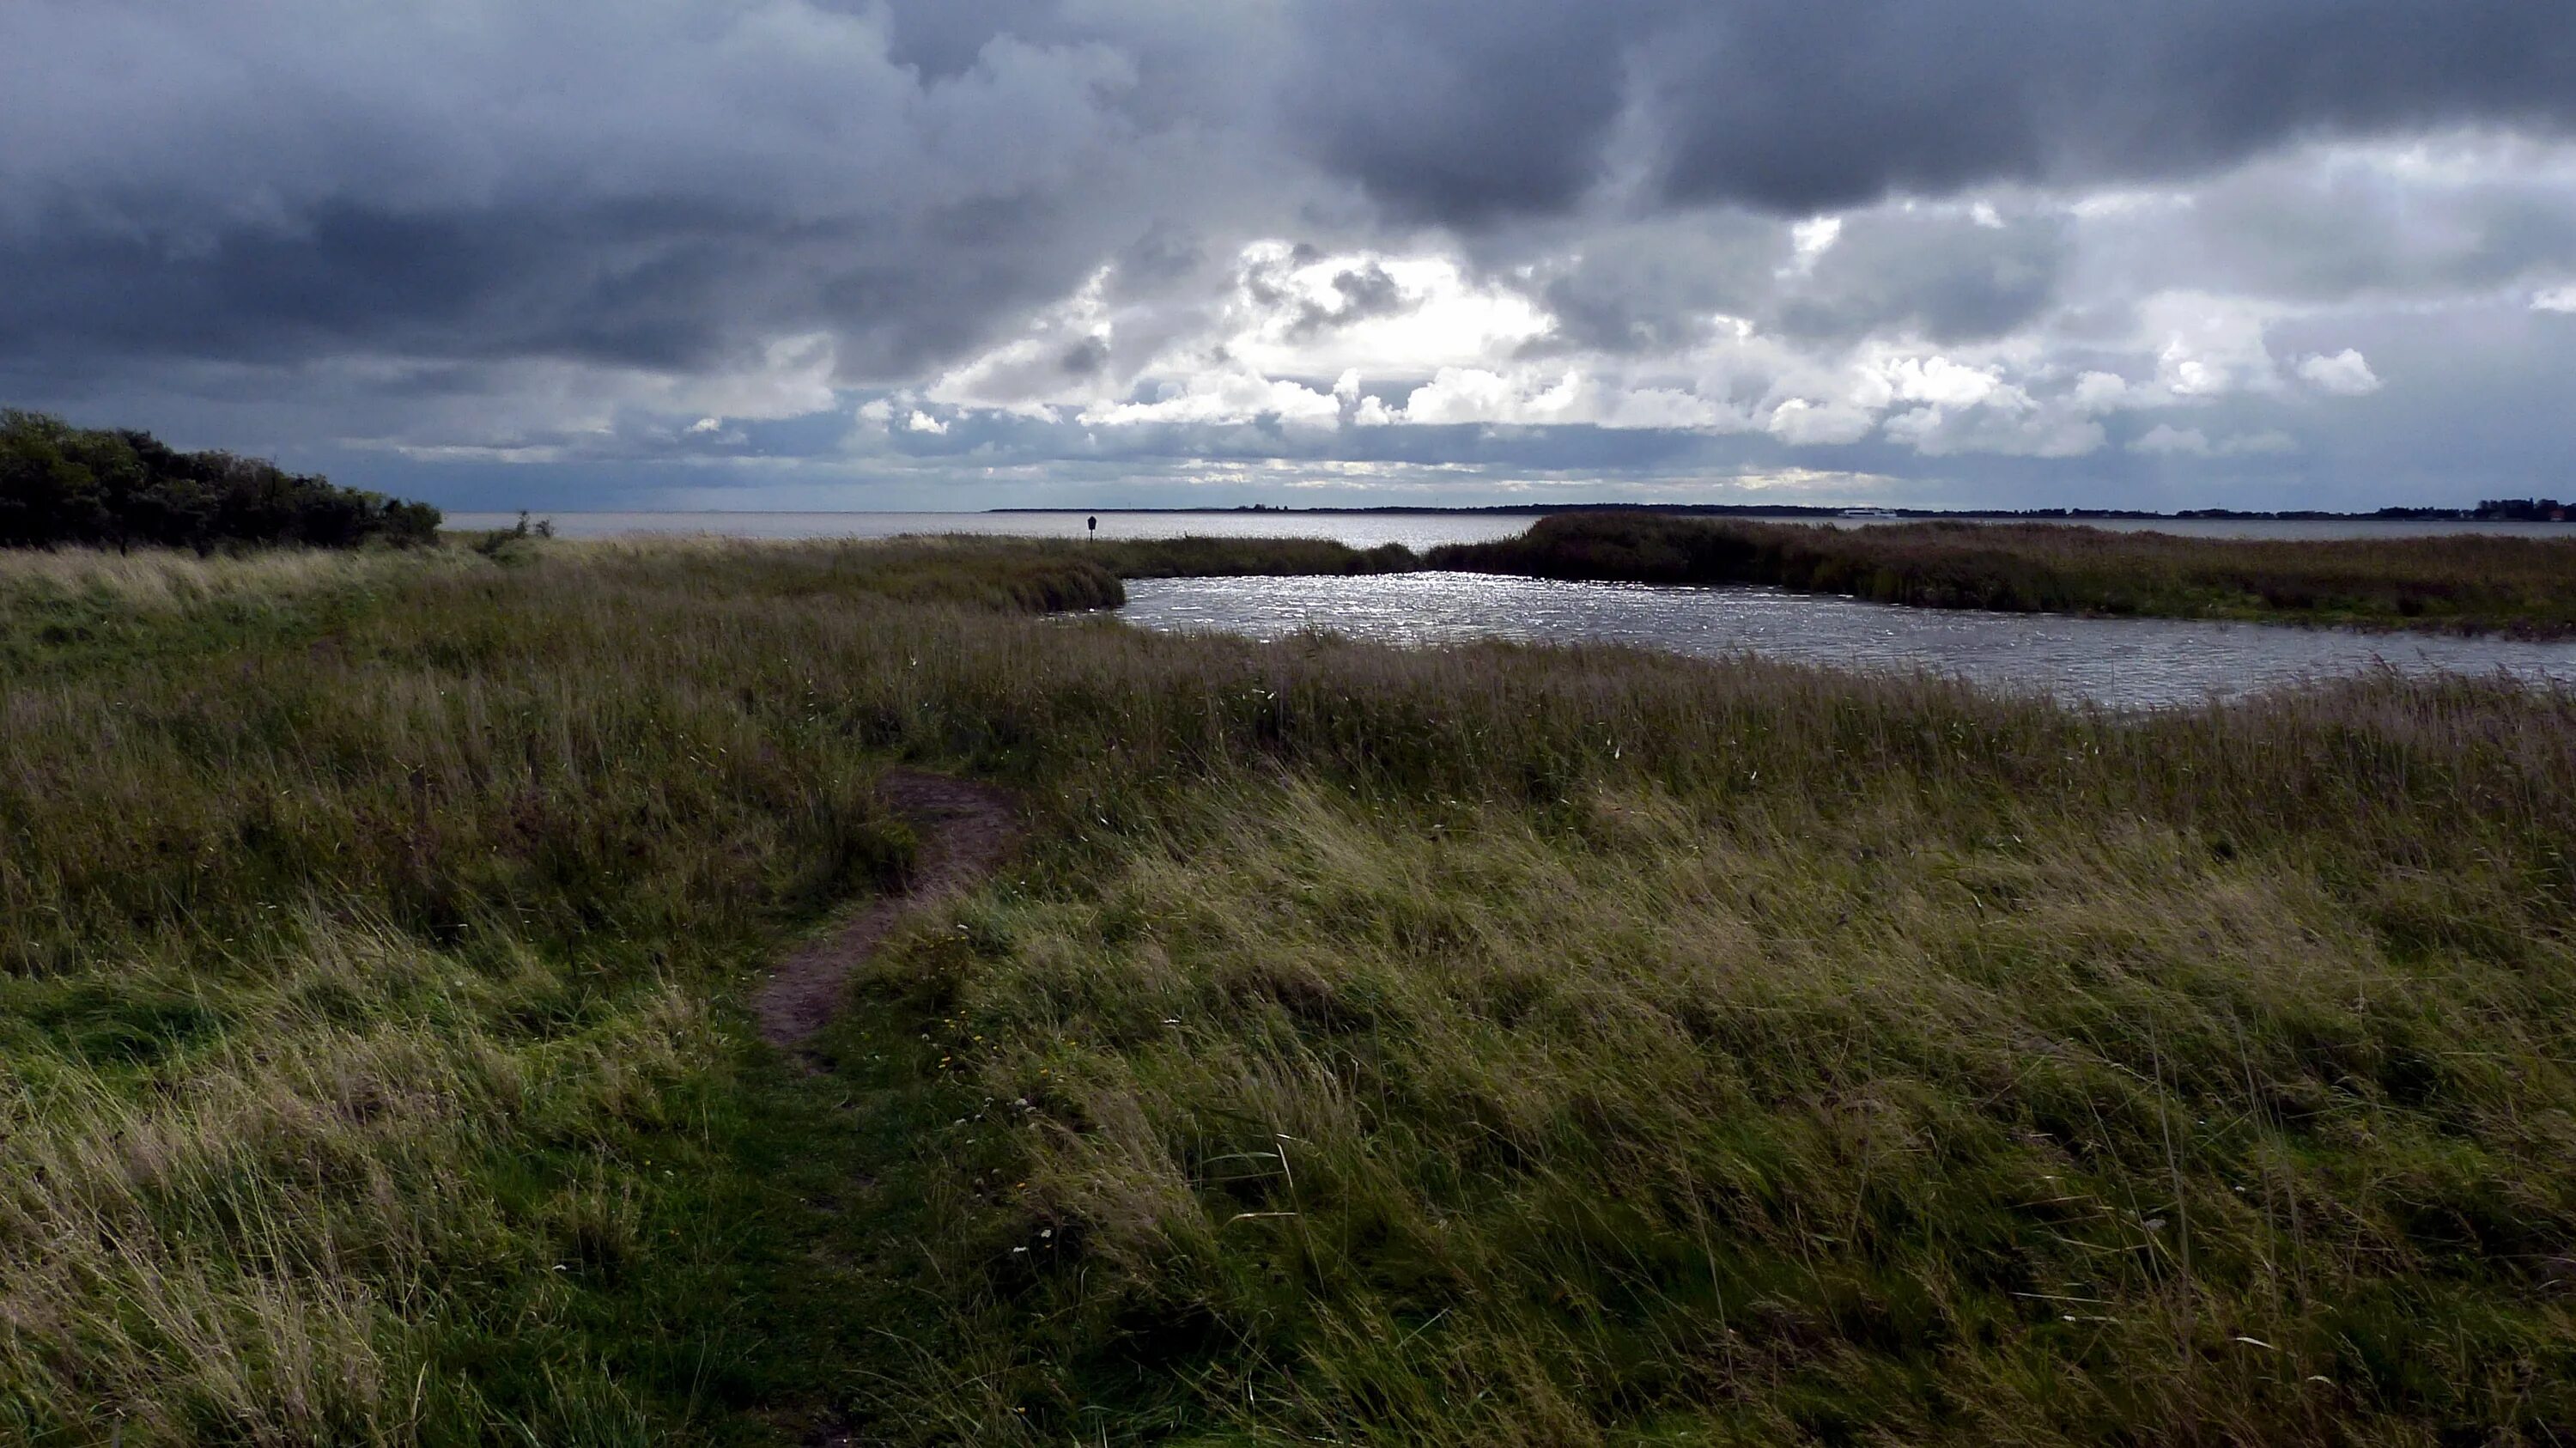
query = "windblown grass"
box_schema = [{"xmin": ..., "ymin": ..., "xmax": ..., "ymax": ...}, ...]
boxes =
[
  {"xmin": 0, "ymin": 545, "xmax": 471, "ymax": 678},
  {"xmin": 1431, "ymin": 513, "xmax": 2576, "ymax": 635},
  {"xmin": 5, "ymin": 535, "xmax": 2574, "ymax": 1444},
  {"xmin": 426, "ymin": 530, "xmax": 1412, "ymax": 609}
]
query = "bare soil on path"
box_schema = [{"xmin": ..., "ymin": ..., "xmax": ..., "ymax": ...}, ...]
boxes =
[{"xmin": 754, "ymin": 768, "xmax": 1021, "ymax": 1050}]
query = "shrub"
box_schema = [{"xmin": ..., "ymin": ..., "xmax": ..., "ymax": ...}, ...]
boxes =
[{"xmin": 0, "ymin": 410, "xmax": 441, "ymax": 552}]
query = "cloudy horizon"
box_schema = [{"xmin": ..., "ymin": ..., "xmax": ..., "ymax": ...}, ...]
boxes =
[{"xmin": 6, "ymin": 1, "xmax": 2575, "ymax": 512}]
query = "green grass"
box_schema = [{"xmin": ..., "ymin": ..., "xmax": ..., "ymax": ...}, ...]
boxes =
[
  {"xmin": 6, "ymin": 538, "xmax": 2576, "ymax": 1445},
  {"xmin": 434, "ymin": 530, "xmax": 1417, "ymax": 607},
  {"xmin": 1430, "ymin": 513, "xmax": 2576, "ymax": 635}
]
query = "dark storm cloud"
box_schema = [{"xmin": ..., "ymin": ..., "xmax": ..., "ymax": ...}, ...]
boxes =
[
  {"xmin": 1289, "ymin": 0, "xmax": 2576, "ymax": 220},
  {"xmin": 0, "ymin": 190, "xmax": 1121, "ymax": 391},
  {"xmin": 1512, "ymin": 215, "xmax": 1783, "ymax": 356},
  {"xmin": 2082, "ymin": 151, "xmax": 2576, "ymax": 305},
  {"xmin": 1775, "ymin": 210, "xmax": 2072, "ymax": 344},
  {"xmin": 0, "ymin": 199, "xmax": 751, "ymax": 371},
  {"xmin": 1059, "ymin": 335, "xmax": 1114, "ymax": 377},
  {"xmin": 10, "ymin": 0, "xmax": 2570, "ymax": 394},
  {"xmin": 1285, "ymin": 0, "xmax": 1637, "ymax": 223},
  {"xmin": 1510, "ymin": 203, "xmax": 2070, "ymax": 356},
  {"xmin": 0, "ymin": 0, "xmax": 1237, "ymax": 388},
  {"xmin": 4, "ymin": 0, "xmax": 2575, "ymax": 511},
  {"xmin": 1285, "ymin": 264, "xmax": 1411, "ymax": 338},
  {"xmin": 876, "ymin": 0, "xmax": 1065, "ymax": 79}
]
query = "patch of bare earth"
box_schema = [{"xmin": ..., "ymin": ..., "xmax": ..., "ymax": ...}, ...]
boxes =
[{"xmin": 754, "ymin": 768, "xmax": 1021, "ymax": 1052}]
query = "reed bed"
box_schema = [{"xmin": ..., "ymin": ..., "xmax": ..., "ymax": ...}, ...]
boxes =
[
  {"xmin": 3, "ymin": 537, "xmax": 2573, "ymax": 1445},
  {"xmin": 1431, "ymin": 513, "xmax": 2576, "ymax": 635}
]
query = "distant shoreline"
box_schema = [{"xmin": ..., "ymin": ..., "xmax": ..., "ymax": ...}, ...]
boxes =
[
  {"xmin": 988, "ymin": 501, "xmax": 2571, "ymax": 522},
  {"xmin": 434, "ymin": 502, "xmax": 2571, "ymax": 524}
]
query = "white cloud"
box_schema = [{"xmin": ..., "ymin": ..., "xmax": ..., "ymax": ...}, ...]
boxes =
[
  {"xmin": 1885, "ymin": 401, "xmax": 2104, "ymax": 458},
  {"xmin": 902, "ymin": 409, "xmax": 949, "ymax": 435},
  {"xmin": 2069, "ymin": 370, "xmax": 2142, "ymax": 411},
  {"xmin": 2130, "ymin": 423, "xmax": 2210, "ymax": 454},
  {"xmin": 2534, "ymin": 284, "xmax": 2576, "ymax": 313},
  {"xmin": 1074, "ymin": 368, "xmax": 1340, "ymax": 429},
  {"xmin": 1780, "ymin": 216, "xmax": 1843, "ymax": 277},
  {"xmin": 2295, "ymin": 348, "xmax": 2383, "ymax": 395},
  {"xmin": 1815, "ymin": 346, "xmax": 2107, "ymax": 458},
  {"xmin": 924, "ymin": 265, "xmax": 1121, "ymax": 410},
  {"xmin": 1765, "ymin": 397, "xmax": 1878, "ymax": 446},
  {"xmin": 646, "ymin": 332, "xmax": 842, "ymax": 423},
  {"xmin": 1399, "ymin": 368, "xmax": 1578, "ymax": 426},
  {"xmin": 2131, "ymin": 423, "xmax": 2300, "ymax": 456},
  {"xmin": 1391, "ymin": 366, "xmax": 1744, "ymax": 430},
  {"xmin": 1229, "ymin": 244, "xmax": 1553, "ymax": 376},
  {"xmin": 1594, "ymin": 386, "xmax": 1737, "ymax": 430},
  {"xmin": 472, "ymin": 133, "xmax": 2566, "ymax": 486},
  {"xmin": 1875, "ymin": 354, "xmax": 2006, "ymax": 407},
  {"xmin": 677, "ymin": 414, "xmax": 746, "ymax": 445},
  {"xmin": 2142, "ymin": 295, "xmax": 2284, "ymax": 399}
]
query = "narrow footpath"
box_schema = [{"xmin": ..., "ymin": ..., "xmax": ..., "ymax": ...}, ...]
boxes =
[{"xmin": 755, "ymin": 768, "xmax": 1021, "ymax": 1050}]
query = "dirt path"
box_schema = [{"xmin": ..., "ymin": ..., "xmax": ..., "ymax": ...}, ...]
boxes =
[{"xmin": 756, "ymin": 769, "xmax": 1021, "ymax": 1050}]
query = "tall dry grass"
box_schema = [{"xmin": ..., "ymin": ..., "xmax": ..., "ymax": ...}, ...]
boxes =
[
  {"xmin": 0, "ymin": 545, "xmax": 445, "ymax": 605},
  {"xmin": 4, "ymin": 537, "xmax": 2573, "ymax": 1443}
]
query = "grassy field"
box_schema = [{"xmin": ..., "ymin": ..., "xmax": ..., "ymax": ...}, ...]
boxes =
[
  {"xmin": 6, "ymin": 536, "xmax": 2576, "ymax": 1445},
  {"xmin": 1431, "ymin": 513, "xmax": 2576, "ymax": 635}
]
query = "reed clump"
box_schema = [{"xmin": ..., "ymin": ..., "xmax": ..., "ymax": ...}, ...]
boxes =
[
  {"xmin": 4, "ymin": 536, "xmax": 2573, "ymax": 1445},
  {"xmin": 1431, "ymin": 512, "xmax": 2576, "ymax": 635},
  {"xmin": 1083, "ymin": 533, "xmax": 1418, "ymax": 578}
]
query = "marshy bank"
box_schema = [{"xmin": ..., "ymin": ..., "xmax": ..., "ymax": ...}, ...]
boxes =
[
  {"xmin": 6, "ymin": 535, "xmax": 2575, "ymax": 1445},
  {"xmin": 1428, "ymin": 512, "xmax": 2576, "ymax": 636}
]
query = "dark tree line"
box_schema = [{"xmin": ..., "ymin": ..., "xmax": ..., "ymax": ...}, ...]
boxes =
[
  {"xmin": 1, "ymin": 410, "xmax": 441, "ymax": 551},
  {"xmin": 2473, "ymin": 498, "xmax": 2571, "ymax": 521}
]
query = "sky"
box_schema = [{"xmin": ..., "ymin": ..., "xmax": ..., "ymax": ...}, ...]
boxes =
[{"xmin": 5, "ymin": 1, "xmax": 2576, "ymax": 513}]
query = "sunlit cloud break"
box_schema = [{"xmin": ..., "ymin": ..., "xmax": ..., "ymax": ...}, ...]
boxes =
[{"xmin": 4, "ymin": 2, "xmax": 2575, "ymax": 510}]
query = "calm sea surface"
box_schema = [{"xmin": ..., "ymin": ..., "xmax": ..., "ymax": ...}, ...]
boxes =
[
  {"xmin": 446, "ymin": 510, "xmax": 2576, "ymax": 548},
  {"xmin": 1118, "ymin": 574, "xmax": 2576, "ymax": 709}
]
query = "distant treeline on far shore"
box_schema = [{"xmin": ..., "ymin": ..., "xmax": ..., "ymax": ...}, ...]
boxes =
[{"xmin": 1, "ymin": 410, "xmax": 441, "ymax": 551}]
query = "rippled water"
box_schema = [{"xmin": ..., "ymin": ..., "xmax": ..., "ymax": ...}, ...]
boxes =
[{"xmin": 1120, "ymin": 573, "xmax": 2576, "ymax": 709}]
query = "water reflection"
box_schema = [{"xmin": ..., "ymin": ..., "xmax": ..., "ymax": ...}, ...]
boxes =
[{"xmin": 1120, "ymin": 573, "xmax": 2576, "ymax": 709}]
